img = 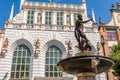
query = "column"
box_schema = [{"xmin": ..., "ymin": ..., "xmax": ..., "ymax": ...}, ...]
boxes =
[{"xmin": 116, "ymin": 28, "xmax": 120, "ymax": 40}]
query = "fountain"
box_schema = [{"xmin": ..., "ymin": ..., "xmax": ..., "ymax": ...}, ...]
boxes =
[{"xmin": 57, "ymin": 14, "xmax": 113, "ymax": 80}]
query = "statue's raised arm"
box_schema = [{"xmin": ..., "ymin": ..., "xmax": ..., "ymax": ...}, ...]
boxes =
[{"xmin": 74, "ymin": 14, "xmax": 92, "ymax": 51}]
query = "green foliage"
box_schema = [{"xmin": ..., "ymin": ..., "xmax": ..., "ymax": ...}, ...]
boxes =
[{"xmin": 110, "ymin": 41, "xmax": 120, "ymax": 77}]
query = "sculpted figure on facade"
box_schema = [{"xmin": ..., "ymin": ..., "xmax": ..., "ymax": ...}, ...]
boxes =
[
  {"xmin": 35, "ymin": 39, "xmax": 40, "ymax": 49},
  {"xmin": 3, "ymin": 38, "xmax": 9, "ymax": 48},
  {"xmin": 74, "ymin": 14, "xmax": 93, "ymax": 51},
  {"xmin": 1, "ymin": 38, "xmax": 9, "ymax": 56},
  {"xmin": 37, "ymin": 13, "xmax": 42, "ymax": 24},
  {"xmin": 66, "ymin": 40, "xmax": 73, "ymax": 57},
  {"xmin": 35, "ymin": 39, "xmax": 40, "ymax": 57},
  {"xmin": 97, "ymin": 41, "xmax": 101, "ymax": 51}
]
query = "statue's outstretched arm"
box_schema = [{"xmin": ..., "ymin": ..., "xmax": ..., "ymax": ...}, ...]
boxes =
[{"xmin": 78, "ymin": 18, "xmax": 92, "ymax": 23}]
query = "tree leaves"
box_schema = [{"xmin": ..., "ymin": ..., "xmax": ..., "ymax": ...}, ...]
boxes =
[{"xmin": 110, "ymin": 41, "xmax": 120, "ymax": 77}]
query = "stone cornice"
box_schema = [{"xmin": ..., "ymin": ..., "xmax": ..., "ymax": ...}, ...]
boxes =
[{"xmin": 22, "ymin": 5, "xmax": 84, "ymax": 12}]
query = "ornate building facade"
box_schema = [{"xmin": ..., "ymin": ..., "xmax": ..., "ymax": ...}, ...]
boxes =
[
  {"xmin": 99, "ymin": 2, "xmax": 120, "ymax": 80},
  {"xmin": 0, "ymin": 0, "xmax": 106, "ymax": 80}
]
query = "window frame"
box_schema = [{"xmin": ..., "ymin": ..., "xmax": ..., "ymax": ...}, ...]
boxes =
[
  {"xmin": 45, "ymin": 45, "xmax": 62, "ymax": 77},
  {"xmin": 10, "ymin": 44, "xmax": 31, "ymax": 80}
]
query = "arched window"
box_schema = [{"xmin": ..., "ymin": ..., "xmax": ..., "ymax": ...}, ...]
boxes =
[
  {"xmin": 45, "ymin": 45, "xmax": 62, "ymax": 77},
  {"xmin": 10, "ymin": 44, "xmax": 31, "ymax": 80}
]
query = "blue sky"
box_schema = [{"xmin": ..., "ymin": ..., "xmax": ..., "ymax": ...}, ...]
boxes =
[{"xmin": 0, "ymin": 0, "xmax": 117, "ymax": 29}]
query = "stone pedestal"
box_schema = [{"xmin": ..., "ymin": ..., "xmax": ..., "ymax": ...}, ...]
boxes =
[
  {"xmin": 77, "ymin": 73, "xmax": 95, "ymax": 80},
  {"xmin": 78, "ymin": 76, "xmax": 95, "ymax": 80}
]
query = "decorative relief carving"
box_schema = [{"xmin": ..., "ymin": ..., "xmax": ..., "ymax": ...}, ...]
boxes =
[
  {"xmin": 37, "ymin": 13, "xmax": 42, "ymax": 24},
  {"xmin": 1, "ymin": 38, "xmax": 9, "ymax": 56},
  {"xmin": 34, "ymin": 39, "xmax": 40, "ymax": 57},
  {"xmin": 66, "ymin": 40, "xmax": 73, "ymax": 57},
  {"xmin": 66, "ymin": 12, "xmax": 71, "ymax": 25}
]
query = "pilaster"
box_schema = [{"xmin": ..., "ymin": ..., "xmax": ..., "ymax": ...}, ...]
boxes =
[
  {"xmin": 116, "ymin": 28, "xmax": 120, "ymax": 40},
  {"xmin": 22, "ymin": 9, "xmax": 27, "ymax": 23},
  {"xmin": 70, "ymin": 11, "xmax": 74, "ymax": 26},
  {"xmin": 52, "ymin": 11, "xmax": 57, "ymax": 25},
  {"xmin": 41, "ymin": 10, "xmax": 45, "ymax": 25},
  {"xmin": 34, "ymin": 9, "xmax": 38, "ymax": 24},
  {"xmin": 63, "ymin": 11, "xmax": 67, "ymax": 26}
]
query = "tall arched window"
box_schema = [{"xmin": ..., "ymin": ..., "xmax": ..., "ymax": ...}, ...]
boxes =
[
  {"xmin": 10, "ymin": 44, "xmax": 31, "ymax": 80},
  {"xmin": 45, "ymin": 45, "xmax": 62, "ymax": 77}
]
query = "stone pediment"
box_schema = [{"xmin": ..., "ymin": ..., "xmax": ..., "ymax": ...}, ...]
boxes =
[
  {"xmin": 103, "ymin": 17, "xmax": 115, "ymax": 26},
  {"xmin": 102, "ymin": 10, "xmax": 120, "ymax": 27},
  {"xmin": 34, "ymin": 77, "xmax": 73, "ymax": 80}
]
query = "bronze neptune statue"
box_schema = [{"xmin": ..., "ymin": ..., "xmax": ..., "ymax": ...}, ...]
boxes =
[{"xmin": 74, "ymin": 14, "xmax": 92, "ymax": 51}]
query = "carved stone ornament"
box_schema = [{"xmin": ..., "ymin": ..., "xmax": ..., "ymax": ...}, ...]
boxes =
[
  {"xmin": 35, "ymin": 39, "xmax": 40, "ymax": 57},
  {"xmin": 66, "ymin": 40, "xmax": 73, "ymax": 57},
  {"xmin": 1, "ymin": 38, "xmax": 9, "ymax": 56},
  {"xmin": 37, "ymin": 13, "xmax": 42, "ymax": 24},
  {"xmin": 97, "ymin": 41, "xmax": 101, "ymax": 51}
]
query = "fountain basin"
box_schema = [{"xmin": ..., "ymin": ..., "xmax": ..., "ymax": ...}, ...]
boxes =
[{"xmin": 57, "ymin": 55, "xmax": 113, "ymax": 75}]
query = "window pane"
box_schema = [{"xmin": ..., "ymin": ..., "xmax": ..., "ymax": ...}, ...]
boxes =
[
  {"xmin": 50, "ymin": 65, "xmax": 53, "ymax": 71},
  {"xmin": 17, "ymin": 65, "xmax": 20, "ymax": 71},
  {"xmin": 46, "ymin": 58, "xmax": 49, "ymax": 64},
  {"xmin": 107, "ymin": 31, "xmax": 117, "ymax": 41},
  {"xmin": 26, "ymin": 65, "xmax": 30, "ymax": 71},
  {"xmin": 22, "ymin": 58, "xmax": 25, "ymax": 63},
  {"xmin": 25, "ymin": 72, "xmax": 29, "ymax": 78},
  {"xmin": 46, "ymin": 52, "xmax": 49, "ymax": 57},
  {"xmin": 11, "ymin": 72, "xmax": 14, "ymax": 78},
  {"xmin": 50, "ymin": 58, "xmax": 53, "ymax": 64},
  {"xmin": 50, "ymin": 72, "xmax": 53, "ymax": 77},
  {"xmin": 12, "ymin": 65, "xmax": 16, "ymax": 71},
  {"xmin": 23, "ymin": 51, "xmax": 26, "ymax": 56},
  {"xmin": 45, "ymin": 65, "xmax": 48, "ymax": 71},
  {"xmin": 54, "ymin": 72, "xmax": 57, "ymax": 77},
  {"xmin": 20, "ymin": 72, "xmax": 24, "ymax": 78},
  {"xmin": 16, "ymin": 72, "xmax": 19, "ymax": 78},
  {"xmin": 14, "ymin": 51, "xmax": 17, "ymax": 56},
  {"xmin": 26, "ymin": 58, "xmax": 30, "ymax": 63},
  {"xmin": 12, "ymin": 58, "xmax": 16, "ymax": 63},
  {"xmin": 45, "ymin": 72, "xmax": 49, "ymax": 77},
  {"xmin": 17, "ymin": 58, "xmax": 21, "ymax": 63},
  {"xmin": 27, "ymin": 51, "xmax": 31, "ymax": 56},
  {"xmin": 21, "ymin": 65, "xmax": 25, "ymax": 71},
  {"xmin": 18, "ymin": 51, "xmax": 21, "ymax": 56}
]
